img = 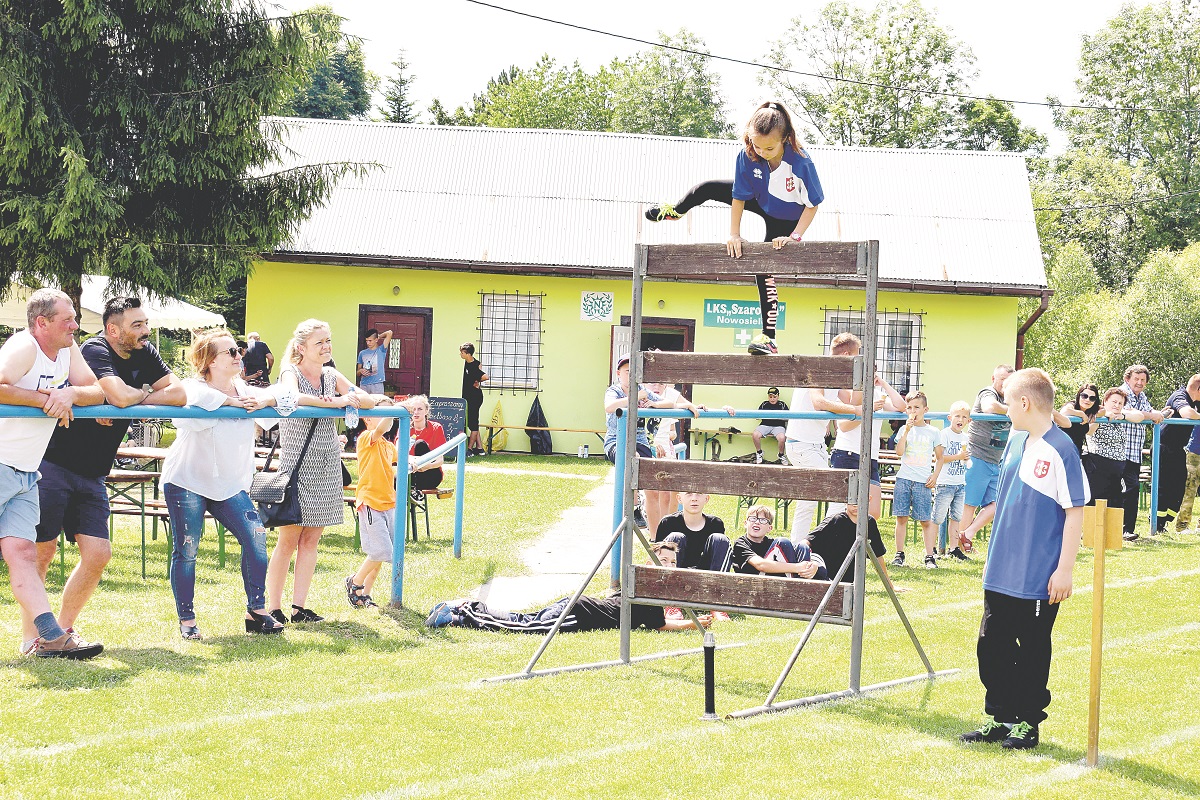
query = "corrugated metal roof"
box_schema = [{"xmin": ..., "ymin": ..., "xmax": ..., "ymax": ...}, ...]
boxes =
[{"xmin": 267, "ymin": 118, "xmax": 1047, "ymax": 288}]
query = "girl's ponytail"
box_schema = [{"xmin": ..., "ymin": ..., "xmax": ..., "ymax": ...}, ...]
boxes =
[{"xmin": 742, "ymin": 101, "xmax": 802, "ymax": 161}]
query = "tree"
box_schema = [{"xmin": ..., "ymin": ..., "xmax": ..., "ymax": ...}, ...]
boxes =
[
  {"xmin": 609, "ymin": 30, "xmax": 731, "ymax": 138},
  {"xmin": 380, "ymin": 49, "xmax": 417, "ymax": 123},
  {"xmin": 1048, "ymin": 0, "xmax": 1200, "ymax": 280},
  {"xmin": 471, "ymin": 56, "xmax": 614, "ymax": 131},
  {"xmin": 0, "ymin": 1, "xmax": 362, "ymax": 321},
  {"xmin": 283, "ymin": 5, "xmax": 377, "ymax": 120},
  {"xmin": 764, "ymin": 0, "xmax": 1043, "ymax": 151}
]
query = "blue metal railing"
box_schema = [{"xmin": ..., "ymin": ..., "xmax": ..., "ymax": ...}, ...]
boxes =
[{"xmin": 0, "ymin": 403, "xmax": 469, "ymax": 607}]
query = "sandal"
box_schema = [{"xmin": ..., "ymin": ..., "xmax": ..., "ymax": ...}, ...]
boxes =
[
  {"xmin": 345, "ymin": 576, "xmax": 367, "ymax": 609},
  {"xmin": 245, "ymin": 610, "xmax": 285, "ymax": 635},
  {"xmin": 180, "ymin": 623, "xmax": 202, "ymax": 641},
  {"xmin": 959, "ymin": 534, "xmax": 975, "ymax": 553}
]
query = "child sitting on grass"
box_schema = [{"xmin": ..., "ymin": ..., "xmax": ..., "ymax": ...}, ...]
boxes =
[
  {"xmin": 730, "ymin": 504, "xmax": 827, "ymax": 579},
  {"xmin": 961, "ymin": 368, "xmax": 1088, "ymax": 751},
  {"xmin": 344, "ymin": 398, "xmax": 398, "ymax": 609}
]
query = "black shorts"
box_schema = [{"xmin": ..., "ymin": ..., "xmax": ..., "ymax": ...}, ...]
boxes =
[
  {"xmin": 466, "ymin": 397, "xmax": 482, "ymax": 432},
  {"xmin": 35, "ymin": 461, "xmax": 110, "ymax": 543}
]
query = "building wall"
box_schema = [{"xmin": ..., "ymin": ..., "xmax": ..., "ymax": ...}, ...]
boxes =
[{"xmin": 248, "ymin": 260, "xmax": 1020, "ymax": 454}]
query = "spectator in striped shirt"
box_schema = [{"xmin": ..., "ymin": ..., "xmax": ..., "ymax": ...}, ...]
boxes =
[{"xmin": 1119, "ymin": 365, "xmax": 1165, "ymax": 540}]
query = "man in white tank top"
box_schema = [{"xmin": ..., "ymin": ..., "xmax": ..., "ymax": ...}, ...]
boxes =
[{"xmin": 0, "ymin": 289, "xmax": 106, "ymax": 658}]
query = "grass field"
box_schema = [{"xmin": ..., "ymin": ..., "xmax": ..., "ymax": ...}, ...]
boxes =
[{"xmin": 1, "ymin": 455, "xmax": 1198, "ymax": 799}]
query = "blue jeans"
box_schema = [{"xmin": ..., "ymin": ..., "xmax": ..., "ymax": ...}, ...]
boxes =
[{"xmin": 164, "ymin": 483, "xmax": 269, "ymax": 620}]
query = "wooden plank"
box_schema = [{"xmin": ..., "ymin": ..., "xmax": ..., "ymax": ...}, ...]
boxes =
[
  {"xmin": 642, "ymin": 351, "xmax": 857, "ymax": 389},
  {"xmin": 632, "ymin": 565, "xmax": 851, "ymax": 619},
  {"xmin": 637, "ymin": 458, "xmax": 852, "ymax": 502},
  {"xmin": 641, "ymin": 242, "xmax": 868, "ymax": 278}
]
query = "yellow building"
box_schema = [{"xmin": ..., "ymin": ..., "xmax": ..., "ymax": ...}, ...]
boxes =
[{"xmin": 249, "ymin": 119, "xmax": 1047, "ymax": 455}]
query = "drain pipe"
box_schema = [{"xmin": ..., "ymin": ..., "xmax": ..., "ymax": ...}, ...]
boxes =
[{"xmin": 1015, "ymin": 289, "xmax": 1052, "ymax": 370}]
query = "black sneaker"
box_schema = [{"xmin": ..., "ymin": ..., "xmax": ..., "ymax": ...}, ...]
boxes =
[
  {"xmin": 924, "ymin": 555, "xmax": 939, "ymax": 569},
  {"xmin": 644, "ymin": 203, "xmax": 682, "ymax": 222},
  {"xmin": 290, "ymin": 605, "xmax": 325, "ymax": 623},
  {"xmin": 1001, "ymin": 720, "xmax": 1039, "ymax": 750},
  {"xmin": 961, "ymin": 716, "xmax": 1010, "ymax": 743},
  {"xmin": 269, "ymin": 609, "xmax": 288, "ymax": 626},
  {"xmin": 890, "ymin": 552, "xmax": 905, "ymax": 567},
  {"xmin": 633, "ymin": 506, "xmax": 648, "ymax": 529},
  {"xmin": 948, "ymin": 547, "xmax": 970, "ymax": 561}
]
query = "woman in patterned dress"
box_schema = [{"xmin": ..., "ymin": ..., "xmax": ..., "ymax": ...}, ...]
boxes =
[
  {"xmin": 1083, "ymin": 388, "xmax": 1145, "ymax": 508},
  {"xmin": 266, "ymin": 319, "xmax": 375, "ymax": 624}
]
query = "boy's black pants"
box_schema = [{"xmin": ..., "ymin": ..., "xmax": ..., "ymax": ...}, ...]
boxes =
[{"xmin": 977, "ymin": 590, "xmax": 1061, "ymax": 725}]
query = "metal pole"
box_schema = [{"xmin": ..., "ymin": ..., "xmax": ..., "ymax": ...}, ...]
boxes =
[
  {"xmin": 390, "ymin": 420, "xmax": 412, "ymax": 608},
  {"xmin": 610, "ymin": 411, "xmax": 628, "ymax": 587},
  {"xmin": 849, "ymin": 238, "xmax": 880, "ymax": 693},
  {"xmin": 454, "ymin": 437, "xmax": 466, "ymax": 559},
  {"xmin": 702, "ymin": 631, "xmax": 718, "ymax": 721},
  {"xmin": 621, "ymin": 245, "xmax": 648, "ymax": 664},
  {"xmin": 1149, "ymin": 421, "xmax": 1161, "ymax": 533}
]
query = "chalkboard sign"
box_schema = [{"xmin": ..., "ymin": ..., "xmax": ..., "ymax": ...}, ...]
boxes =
[{"xmin": 429, "ymin": 396, "xmax": 467, "ymax": 450}]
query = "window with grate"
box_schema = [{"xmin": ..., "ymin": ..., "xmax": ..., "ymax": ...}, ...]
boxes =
[
  {"xmin": 821, "ymin": 307, "xmax": 925, "ymax": 396},
  {"xmin": 478, "ymin": 291, "xmax": 544, "ymax": 392}
]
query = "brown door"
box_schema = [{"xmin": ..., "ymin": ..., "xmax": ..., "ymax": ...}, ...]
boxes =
[{"xmin": 360, "ymin": 305, "xmax": 432, "ymax": 396}]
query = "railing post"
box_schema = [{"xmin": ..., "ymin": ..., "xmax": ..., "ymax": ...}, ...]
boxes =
[
  {"xmin": 454, "ymin": 437, "xmax": 466, "ymax": 559},
  {"xmin": 610, "ymin": 411, "xmax": 628, "ymax": 588},
  {"xmin": 391, "ymin": 422, "xmax": 411, "ymax": 608},
  {"xmin": 1149, "ymin": 421, "xmax": 1161, "ymax": 533}
]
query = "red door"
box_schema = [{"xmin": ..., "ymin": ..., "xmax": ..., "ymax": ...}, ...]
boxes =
[{"xmin": 362, "ymin": 306, "xmax": 431, "ymax": 397}]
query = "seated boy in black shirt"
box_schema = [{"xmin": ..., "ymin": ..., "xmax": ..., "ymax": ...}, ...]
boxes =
[
  {"xmin": 653, "ymin": 491, "xmax": 731, "ymax": 571},
  {"xmin": 806, "ymin": 504, "xmax": 898, "ymax": 588},
  {"xmin": 731, "ymin": 504, "xmax": 827, "ymax": 579},
  {"xmin": 425, "ymin": 542, "xmax": 713, "ymax": 633}
]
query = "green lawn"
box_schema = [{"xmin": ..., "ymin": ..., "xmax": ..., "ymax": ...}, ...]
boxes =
[{"xmin": 1, "ymin": 456, "xmax": 1198, "ymax": 799}]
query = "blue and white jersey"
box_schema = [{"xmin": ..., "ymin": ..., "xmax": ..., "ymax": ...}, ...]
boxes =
[
  {"xmin": 982, "ymin": 426, "xmax": 1090, "ymax": 600},
  {"xmin": 732, "ymin": 144, "xmax": 824, "ymax": 221}
]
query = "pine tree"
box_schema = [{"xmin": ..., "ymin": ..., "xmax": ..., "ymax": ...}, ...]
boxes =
[{"xmin": 380, "ymin": 50, "xmax": 417, "ymax": 123}]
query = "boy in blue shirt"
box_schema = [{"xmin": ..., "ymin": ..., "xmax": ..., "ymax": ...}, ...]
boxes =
[{"xmin": 961, "ymin": 368, "xmax": 1088, "ymax": 750}]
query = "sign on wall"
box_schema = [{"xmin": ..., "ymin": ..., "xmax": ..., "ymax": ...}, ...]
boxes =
[
  {"xmin": 581, "ymin": 291, "xmax": 614, "ymax": 322},
  {"xmin": 702, "ymin": 299, "xmax": 787, "ymax": 330},
  {"xmin": 429, "ymin": 396, "xmax": 467, "ymax": 443}
]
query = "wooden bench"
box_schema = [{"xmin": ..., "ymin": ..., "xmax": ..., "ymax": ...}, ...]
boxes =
[
  {"xmin": 632, "ymin": 565, "xmax": 853, "ymax": 623},
  {"xmin": 484, "ymin": 424, "xmax": 605, "ymax": 455},
  {"xmin": 408, "ymin": 487, "xmax": 455, "ymax": 541}
]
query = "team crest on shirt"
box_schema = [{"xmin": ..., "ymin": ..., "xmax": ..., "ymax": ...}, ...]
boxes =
[
  {"xmin": 753, "ymin": 168, "xmax": 763, "ymax": 179},
  {"xmin": 786, "ymin": 176, "xmax": 796, "ymax": 192},
  {"xmin": 1034, "ymin": 459, "xmax": 1050, "ymax": 478}
]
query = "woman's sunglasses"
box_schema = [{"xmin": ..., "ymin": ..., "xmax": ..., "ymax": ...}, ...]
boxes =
[
  {"xmin": 1079, "ymin": 392, "xmax": 1097, "ymax": 400},
  {"xmin": 223, "ymin": 347, "xmax": 242, "ymax": 359}
]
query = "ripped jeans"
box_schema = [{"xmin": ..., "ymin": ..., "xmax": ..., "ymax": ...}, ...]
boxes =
[{"xmin": 163, "ymin": 483, "xmax": 269, "ymax": 620}]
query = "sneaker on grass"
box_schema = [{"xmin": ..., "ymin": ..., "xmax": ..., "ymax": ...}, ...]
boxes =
[
  {"xmin": 960, "ymin": 716, "xmax": 1010, "ymax": 743},
  {"xmin": 924, "ymin": 555, "xmax": 939, "ymax": 569},
  {"xmin": 644, "ymin": 203, "xmax": 682, "ymax": 222},
  {"xmin": 890, "ymin": 551, "xmax": 905, "ymax": 567},
  {"xmin": 1122, "ymin": 531, "xmax": 1139, "ymax": 542},
  {"xmin": 747, "ymin": 334, "xmax": 778, "ymax": 356},
  {"xmin": 425, "ymin": 602, "xmax": 455, "ymax": 628},
  {"xmin": 1001, "ymin": 721, "xmax": 1039, "ymax": 750},
  {"xmin": 948, "ymin": 547, "xmax": 970, "ymax": 561}
]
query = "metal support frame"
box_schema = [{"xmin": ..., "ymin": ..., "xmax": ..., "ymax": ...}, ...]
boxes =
[{"xmin": 485, "ymin": 239, "xmax": 955, "ymax": 716}]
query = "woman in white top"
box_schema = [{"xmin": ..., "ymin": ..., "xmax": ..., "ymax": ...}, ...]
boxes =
[
  {"xmin": 831, "ymin": 375, "xmax": 905, "ymax": 519},
  {"xmin": 160, "ymin": 329, "xmax": 284, "ymax": 640}
]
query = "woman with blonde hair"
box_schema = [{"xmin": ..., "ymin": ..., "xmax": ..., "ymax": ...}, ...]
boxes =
[
  {"xmin": 160, "ymin": 328, "xmax": 284, "ymax": 639},
  {"xmin": 267, "ymin": 319, "xmax": 374, "ymax": 624}
]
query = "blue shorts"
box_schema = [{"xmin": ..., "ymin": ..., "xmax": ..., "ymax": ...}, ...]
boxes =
[
  {"xmin": 933, "ymin": 483, "xmax": 966, "ymax": 525},
  {"xmin": 0, "ymin": 464, "xmax": 42, "ymax": 543},
  {"xmin": 964, "ymin": 458, "xmax": 1001, "ymax": 508},
  {"xmin": 35, "ymin": 461, "xmax": 111, "ymax": 543},
  {"xmin": 605, "ymin": 442, "xmax": 655, "ymax": 463},
  {"xmin": 893, "ymin": 477, "xmax": 933, "ymax": 521},
  {"xmin": 830, "ymin": 449, "xmax": 881, "ymax": 486}
]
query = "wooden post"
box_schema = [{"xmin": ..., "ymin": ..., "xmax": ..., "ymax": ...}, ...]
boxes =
[{"xmin": 1081, "ymin": 498, "xmax": 1123, "ymax": 767}]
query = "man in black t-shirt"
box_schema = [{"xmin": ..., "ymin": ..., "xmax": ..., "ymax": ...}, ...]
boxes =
[
  {"xmin": 731, "ymin": 504, "xmax": 827, "ymax": 579},
  {"xmin": 21, "ymin": 297, "xmax": 185, "ymax": 651},
  {"xmin": 653, "ymin": 491, "xmax": 732, "ymax": 571},
  {"xmin": 241, "ymin": 332, "xmax": 273, "ymax": 386},
  {"xmin": 425, "ymin": 542, "xmax": 713, "ymax": 632},
  {"xmin": 752, "ymin": 387, "xmax": 790, "ymax": 465},
  {"xmin": 1155, "ymin": 374, "xmax": 1200, "ymax": 532},
  {"xmin": 806, "ymin": 504, "xmax": 900, "ymax": 590},
  {"xmin": 460, "ymin": 342, "xmax": 489, "ymax": 455}
]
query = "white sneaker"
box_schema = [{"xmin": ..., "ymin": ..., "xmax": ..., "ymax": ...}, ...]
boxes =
[
  {"xmin": 754, "ymin": 452, "xmax": 763, "ymax": 464},
  {"xmin": 924, "ymin": 556, "xmax": 939, "ymax": 570}
]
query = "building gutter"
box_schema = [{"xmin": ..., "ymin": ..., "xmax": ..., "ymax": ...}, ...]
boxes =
[
  {"xmin": 1015, "ymin": 289, "xmax": 1052, "ymax": 369},
  {"xmin": 265, "ymin": 252, "xmax": 1050, "ymax": 299}
]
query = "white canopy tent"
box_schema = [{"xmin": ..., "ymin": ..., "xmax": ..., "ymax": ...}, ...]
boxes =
[{"xmin": 0, "ymin": 275, "xmax": 225, "ymax": 333}]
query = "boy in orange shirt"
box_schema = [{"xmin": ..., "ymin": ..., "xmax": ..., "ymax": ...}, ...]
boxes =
[{"xmin": 345, "ymin": 398, "xmax": 399, "ymax": 608}]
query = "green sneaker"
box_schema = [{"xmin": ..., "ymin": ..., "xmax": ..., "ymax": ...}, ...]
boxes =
[
  {"xmin": 1001, "ymin": 720, "xmax": 1039, "ymax": 750},
  {"xmin": 644, "ymin": 203, "xmax": 682, "ymax": 222},
  {"xmin": 747, "ymin": 333, "xmax": 778, "ymax": 355},
  {"xmin": 960, "ymin": 715, "xmax": 1010, "ymax": 743}
]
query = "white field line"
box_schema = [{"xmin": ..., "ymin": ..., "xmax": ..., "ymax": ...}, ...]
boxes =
[
  {"xmin": 8, "ymin": 565, "xmax": 1199, "ymax": 766},
  {"xmin": 465, "ymin": 465, "xmax": 603, "ymax": 481}
]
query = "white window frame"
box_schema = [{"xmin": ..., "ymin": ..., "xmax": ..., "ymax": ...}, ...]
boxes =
[
  {"xmin": 822, "ymin": 310, "xmax": 924, "ymax": 396},
  {"xmin": 480, "ymin": 293, "xmax": 543, "ymax": 391}
]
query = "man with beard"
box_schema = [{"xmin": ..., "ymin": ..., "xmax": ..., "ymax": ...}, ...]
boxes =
[{"xmin": 19, "ymin": 297, "xmax": 185, "ymax": 655}]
